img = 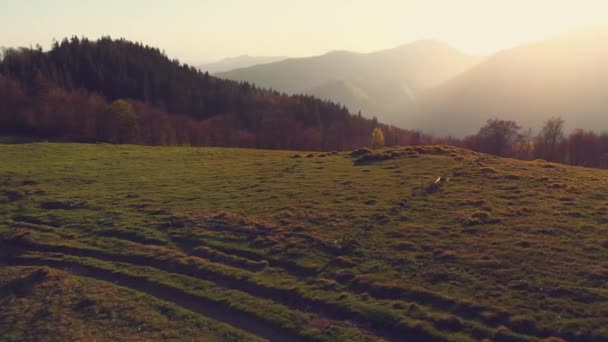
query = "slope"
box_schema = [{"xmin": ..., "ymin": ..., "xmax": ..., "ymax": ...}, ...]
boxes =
[{"xmin": 1, "ymin": 143, "xmax": 607, "ymax": 340}]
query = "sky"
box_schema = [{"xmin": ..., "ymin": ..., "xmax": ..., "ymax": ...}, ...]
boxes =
[{"xmin": 1, "ymin": 0, "xmax": 607, "ymax": 64}]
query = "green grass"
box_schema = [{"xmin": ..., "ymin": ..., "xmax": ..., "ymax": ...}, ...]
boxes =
[
  {"xmin": 0, "ymin": 266, "xmax": 261, "ymax": 342},
  {"xmin": 1, "ymin": 143, "xmax": 608, "ymax": 341}
]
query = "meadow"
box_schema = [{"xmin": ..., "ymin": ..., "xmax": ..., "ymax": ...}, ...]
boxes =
[{"xmin": 1, "ymin": 143, "xmax": 607, "ymax": 341}]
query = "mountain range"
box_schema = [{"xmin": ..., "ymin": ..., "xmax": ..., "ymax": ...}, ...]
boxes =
[
  {"xmin": 216, "ymin": 40, "xmax": 481, "ymax": 121},
  {"xmin": 217, "ymin": 27, "xmax": 608, "ymax": 137},
  {"xmin": 200, "ymin": 55, "xmax": 287, "ymax": 74},
  {"xmin": 402, "ymin": 27, "xmax": 608, "ymax": 136}
]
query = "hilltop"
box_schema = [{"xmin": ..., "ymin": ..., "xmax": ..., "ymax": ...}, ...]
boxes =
[{"xmin": 1, "ymin": 143, "xmax": 607, "ymax": 341}]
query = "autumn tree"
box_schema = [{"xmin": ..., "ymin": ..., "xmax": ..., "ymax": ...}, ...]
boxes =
[
  {"xmin": 98, "ymin": 99, "xmax": 139, "ymax": 144},
  {"xmin": 473, "ymin": 119, "xmax": 521, "ymax": 156},
  {"xmin": 371, "ymin": 127, "xmax": 385, "ymax": 149},
  {"xmin": 0, "ymin": 75, "xmax": 25, "ymax": 134}
]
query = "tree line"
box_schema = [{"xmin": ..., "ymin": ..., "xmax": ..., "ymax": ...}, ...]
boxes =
[
  {"xmin": 1, "ymin": 37, "xmax": 606, "ymax": 168},
  {"xmin": 0, "ymin": 37, "xmax": 425, "ymax": 150},
  {"xmin": 460, "ymin": 118, "xmax": 608, "ymax": 168}
]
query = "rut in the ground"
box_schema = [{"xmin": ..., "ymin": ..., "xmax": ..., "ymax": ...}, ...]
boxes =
[
  {"xmin": 8, "ymin": 240, "xmax": 448, "ymax": 342},
  {"xmin": 8, "ymin": 258, "xmax": 310, "ymax": 342},
  {"xmin": 7, "ymin": 223, "xmax": 543, "ymax": 339}
]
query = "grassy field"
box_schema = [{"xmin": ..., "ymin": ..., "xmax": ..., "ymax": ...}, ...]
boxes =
[{"xmin": 1, "ymin": 143, "xmax": 608, "ymax": 341}]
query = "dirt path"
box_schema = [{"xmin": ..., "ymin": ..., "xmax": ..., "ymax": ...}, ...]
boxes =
[{"xmin": 8, "ymin": 258, "xmax": 310, "ymax": 342}]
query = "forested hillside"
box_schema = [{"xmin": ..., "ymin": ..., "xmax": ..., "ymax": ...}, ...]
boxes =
[{"xmin": 0, "ymin": 37, "xmax": 421, "ymax": 150}]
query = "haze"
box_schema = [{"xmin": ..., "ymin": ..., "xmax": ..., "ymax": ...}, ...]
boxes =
[{"xmin": 2, "ymin": 0, "xmax": 607, "ymax": 63}]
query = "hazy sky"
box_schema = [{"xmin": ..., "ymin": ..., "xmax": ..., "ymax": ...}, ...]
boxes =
[{"xmin": 1, "ymin": 0, "xmax": 607, "ymax": 63}]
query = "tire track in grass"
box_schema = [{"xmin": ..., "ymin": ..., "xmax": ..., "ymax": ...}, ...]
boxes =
[
  {"xmin": 9, "ymin": 220, "xmax": 529, "ymax": 339},
  {"xmin": 7, "ymin": 241, "xmax": 444, "ymax": 342},
  {"xmin": 8, "ymin": 258, "xmax": 309, "ymax": 342},
  {"xmin": 185, "ymin": 239, "xmax": 554, "ymax": 341}
]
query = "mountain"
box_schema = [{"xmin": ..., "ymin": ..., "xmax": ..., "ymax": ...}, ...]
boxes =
[
  {"xmin": 216, "ymin": 40, "xmax": 480, "ymax": 121},
  {"xmin": 304, "ymin": 79, "xmax": 377, "ymax": 115},
  {"xmin": 401, "ymin": 27, "xmax": 608, "ymax": 137},
  {"xmin": 200, "ymin": 55, "xmax": 287, "ymax": 74}
]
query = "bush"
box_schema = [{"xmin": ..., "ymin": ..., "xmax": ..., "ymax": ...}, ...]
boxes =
[
  {"xmin": 354, "ymin": 152, "xmax": 391, "ymax": 165},
  {"xmin": 350, "ymin": 147, "xmax": 372, "ymax": 157}
]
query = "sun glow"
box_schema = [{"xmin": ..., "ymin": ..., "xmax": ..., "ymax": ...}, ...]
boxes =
[{"xmin": 0, "ymin": 0, "xmax": 607, "ymax": 61}]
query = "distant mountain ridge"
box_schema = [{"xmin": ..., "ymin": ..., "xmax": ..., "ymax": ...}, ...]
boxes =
[
  {"xmin": 400, "ymin": 27, "xmax": 608, "ymax": 137},
  {"xmin": 216, "ymin": 40, "xmax": 481, "ymax": 121},
  {"xmin": 200, "ymin": 55, "xmax": 287, "ymax": 74}
]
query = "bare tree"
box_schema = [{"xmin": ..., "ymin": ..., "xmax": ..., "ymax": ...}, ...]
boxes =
[
  {"xmin": 535, "ymin": 117, "xmax": 565, "ymax": 162},
  {"xmin": 515, "ymin": 128, "xmax": 534, "ymax": 160}
]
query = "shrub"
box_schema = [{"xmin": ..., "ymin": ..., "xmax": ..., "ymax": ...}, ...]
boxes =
[
  {"xmin": 350, "ymin": 147, "xmax": 372, "ymax": 157},
  {"xmin": 354, "ymin": 152, "xmax": 391, "ymax": 165}
]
